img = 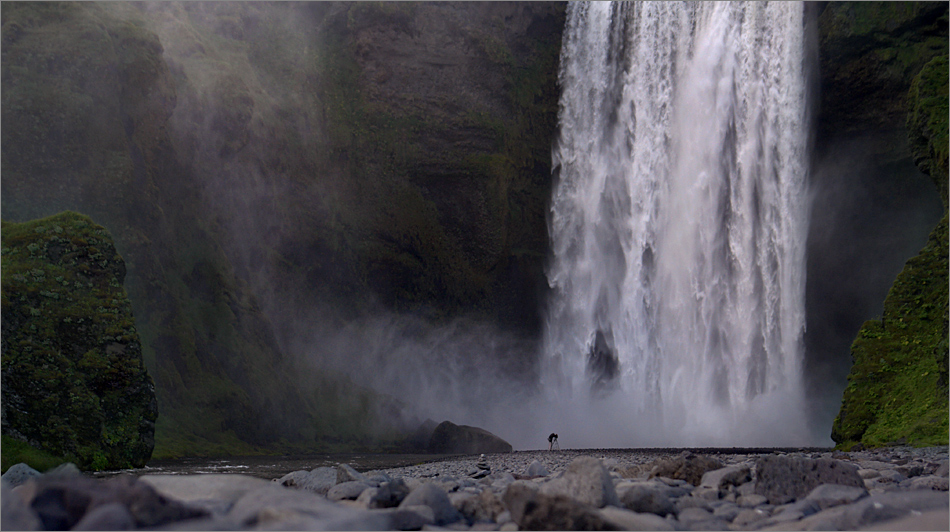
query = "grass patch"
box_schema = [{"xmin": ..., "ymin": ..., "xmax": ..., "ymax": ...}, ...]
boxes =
[{"xmin": 1, "ymin": 435, "xmax": 70, "ymax": 474}]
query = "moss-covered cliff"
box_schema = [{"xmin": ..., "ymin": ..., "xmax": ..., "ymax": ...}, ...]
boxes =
[
  {"xmin": 829, "ymin": 3, "xmax": 949, "ymax": 448},
  {"xmin": 1, "ymin": 1, "xmax": 564, "ymax": 458},
  {"xmin": 1, "ymin": 212, "xmax": 157, "ymax": 470}
]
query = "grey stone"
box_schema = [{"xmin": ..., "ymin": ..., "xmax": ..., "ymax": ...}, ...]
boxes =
[
  {"xmin": 276, "ymin": 466, "xmax": 338, "ymax": 495},
  {"xmin": 428, "ymin": 421, "xmax": 513, "ymax": 454},
  {"xmin": 934, "ymin": 460, "xmax": 949, "ymax": 477},
  {"xmin": 895, "ymin": 463, "xmax": 925, "ymax": 478},
  {"xmin": 1, "ymin": 480, "xmax": 41, "ymax": 531},
  {"xmin": 140, "ymin": 474, "xmax": 271, "ymax": 507},
  {"xmin": 597, "ymin": 506, "xmax": 674, "ymax": 531},
  {"xmin": 399, "ymin": 482, "xmax": 462, "ymax": 525},
  {"xmin": 692, "ymin": 486, "xmax": 721, "ymax": 500},
  {"xmin": 781, "ymin": 489, "xmax": 949, "ymax": 531},
  {"xmin": 227, "ymin": 484, "xmax": 386, "ymax": 530},
  {"xmin": 525, "ymin": 460, "xmax": 550, "ymax": 477},
  {"xmin": 44, "ymin": 462, "xmax": 82, "ymax": 477},
  {"xmin": 72, "ymin": 502, "xmax": 135, "ymax": 531},
  {"xmin": 27, "ymin": 474, "xmax": 205, "ymax": 530},
  {"xmin": 803, "ymin": 483, "xmax": 868, "ymax": 509},
  {"xmin": 502, "ymin": 482, "xmax": 615, "ymax": 531},
  {"xmin": 1, "ymin": 463, "xmax": 41, "ymax": 487},
  {"xmin": 700, "ymin": 464, "xmax": 751, "ymax": 490},
  {"xmin": 737, "ymin": 493, "xmax": 768, "ymax": 508},
  {"xmin": 540, "ymin": 456, "xmax": 620, "ymax": 508},
  {"xmin": 905, "ymin": 475, "xmax": 949, "ymax": 491},
  {"xmin": 328, "ymin": 480, "xmax": 372, "ymax": 501},
  {"xmin": 754, "ymin": 455, "xmax": 864, "ymax": 504},
  {"xmin": 618, "ymin": 483, "xmax": 676, "ymax": 517},
  {"xmin": 858, "ymin": 468, "xmax": 881, "ymax": 479},
  {"xmin": 454, "ymin": 488, "xmax": 505, "ymax": 524},
  {"xmin": 675, "ymin": 496, "xmax": 713, "ymax": 513},
  {"xmin": 357, "ymin": 479, "xmax": 410, "ymax": 509},
  {"xmin": 376, "ymin": 505, "xmax": 436, "ymax": 530},
  {"xmin": 860, "ymin": 508, "xmax": 949, "ymax": 531},
  {"xmin": 678, "ymin": 506, "xmax": 715, "ymax": 522},
  {"xmin": 338, "ymin": 463, "xmax": 370, "ymax": 484},
  {"xmin": 712, "ymin": 502, "xmax": 740, "ymax": 522},
  {"xmin": 877, "ymin": 469, "xmax": 906, "ymax": 482},
  {"xmin": 650, "ymin": 453, "xmax": 723, "ymax": 486},
  {"xmin": 733, "ymin": 508, "xmax": 770, "ymax": 527}
]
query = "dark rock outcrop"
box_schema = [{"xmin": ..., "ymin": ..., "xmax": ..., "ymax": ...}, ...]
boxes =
[
  {"xmin": 754, "ymin": 456, "xmax": 865, "ymax": 505},
  {"xmin": 427, "ymin": 421, "xmax": 512, "ymax": 455},
  {"xmin": 649, "ymin": 454, "xmax": 723, "ymax": 487},
  {"xmin": 1, "ymin": 212, "xmax": 157, "ymax": 470}
]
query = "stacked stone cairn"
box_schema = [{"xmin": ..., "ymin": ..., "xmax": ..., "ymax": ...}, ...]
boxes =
[{"xmin": 2, "ymin": 447, "xmax": 947, "ymax": 530}]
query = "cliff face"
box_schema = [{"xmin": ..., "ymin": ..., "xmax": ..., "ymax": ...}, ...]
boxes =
[
  {"xmin": 820, "ymin": 2, "xmax": 949, "ymax": 448},
  {"xmin": 1, "ymin": 212, "xmax": 157, "ymax": 470},
  {"xmin": 1, "ymin": 1, "xmax": 564, "ymax": 457}
]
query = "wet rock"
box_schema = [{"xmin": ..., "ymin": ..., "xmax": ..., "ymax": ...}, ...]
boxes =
[
  {"xmin": 711, "ymin": 502, "xmax": 740, "ymax": 522},
  {"xmin": 139, "ymin": 473, "xmax": 271, "ymax": 511},
  {"xmin": 596, "ymin": 506, "xmax": 674, "ymax": 531},
  {"xmin": 375, "ymin": 505, "xmax": 436, "ymax": 530},
  {"xmin": 428, "ymin": 421, "xmax": 513, "ymax": 454},
  {"xmin": 503, "ymin": 481, "xmax": 616, "ymax": 531},
  {"xmin": 732, "ymin": 507, "xmax": 770, "ymax": 527},
  {"xmin": 338, "ymin": 463, "xmax": 370, "ymax": 484},
  {"xmin": 737, "ymin": 493, "xmax": 768, "ymax": 508},
  {"xmin": 540, "ymin": 456, "xmax": 619, "ymax": 508},
  {"xmin": 227, "ymin": 484, "xmax": 386, "ymax": 530},
  {"xmin": 1, "ymin": 463, "xmax": 41, "ymax": 488},
  {"xmin": 1, "ymin": 480, "xmax": 41, "ymax": 531},
  {"xmin": 327, "ymin": 480, "xmax": 372, "ymax": 501},
  {"xmin": 650, "ymin": 453, "xmax": 723, "ymax": 486},
  {"xmin": 904, "ymin": 475, "xmax": 949, "ymax": 491},
  {"xmin": 399, "ymin": 482, "xmax": 462, "ymax": 525},
  {"xmin": 454, "ymin": 488, "xmax": 505, "ymax": 524},
  {"xmin": 72, "ymin": 502, "xmax": 135, "ymax": 531},
  {"xmin": 587, "ymin": 329, "xmax": 620, "ymax": 392},
  {"xmin": 276, "ymin": 466, "xmax": 338, "ymax": 495},
  {"xmin": 788, "ymin": 489, "xmax": 949, "ymax": 530},
  {"xmin": 526, "ymin": 460, "xmax": 550, "ymax": 477},
  {"xmin": 754, "ymin": 456, "xmax": 864, "ymax": 504},
  {"xmin": 357, "ymin": 479, "xmax": 410, "ymax": 509},
  {"xmin": 700, "ymin": 464, "xmax": 751, "ymax": 490},
  {"xmin": 803, "ymin": 483, "xmax": 868, "ymax": 509},
  {"xmin": 618, "ymin": 482, "xmax": 676, "ymax": 516}
]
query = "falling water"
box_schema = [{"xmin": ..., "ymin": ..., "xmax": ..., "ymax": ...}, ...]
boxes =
[{"xmin": 544, "ymin": 2, "xmax": 814, "ymax": 446}]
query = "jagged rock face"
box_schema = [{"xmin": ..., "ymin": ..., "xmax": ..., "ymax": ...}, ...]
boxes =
[
  {"xmin": 824, "ymin": 3, "xmax": 949, "ymax": 449},
  {"xmin": 817, "ymin": 2, "xmax": 948, "ymax": 159},
  {"xmin": 1, "ymin": 212, "xmax": 157, "ymax": 470}
]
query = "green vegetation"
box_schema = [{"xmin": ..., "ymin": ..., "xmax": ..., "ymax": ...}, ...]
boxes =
[
  {"xmin": 1, "ymin": 211, "xmax": 157, "ymax": 470},
  {"xmin": 1, "ymin": 435, "xmax": 68, "ymax": 474},
  {"xmin": 832, "ymin": 48, "xmax": 949, "ymax": 450}
]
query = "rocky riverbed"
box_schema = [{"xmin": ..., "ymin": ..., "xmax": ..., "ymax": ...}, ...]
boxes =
[{"xmin": 2, "ymin": 447, "xmax": 947, "ymax": 530}]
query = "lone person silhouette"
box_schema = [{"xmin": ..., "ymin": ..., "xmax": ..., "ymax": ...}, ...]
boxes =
[{"xmin": 548, "ymin": 432, "xmax": 559, "ymax": 451}]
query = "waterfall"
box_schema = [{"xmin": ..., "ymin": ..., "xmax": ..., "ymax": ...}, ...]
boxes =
[{"xmin": 544, "ymin": 1, "xmax": 813, "ymax": 446}]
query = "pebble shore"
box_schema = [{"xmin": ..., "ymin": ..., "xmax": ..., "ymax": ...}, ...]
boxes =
[{"xmin": 2, "ymin": 446, "xmax": 947, "ymax": 530}]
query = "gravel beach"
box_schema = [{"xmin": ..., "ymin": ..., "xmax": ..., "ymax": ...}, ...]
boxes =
[{"xmin": 3, "ymin": 446, "xmax": 948, "ymax": 530}]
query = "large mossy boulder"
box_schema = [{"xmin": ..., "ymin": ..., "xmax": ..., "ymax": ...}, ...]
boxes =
[
  {"xmin": 427, "ymin": 420, "xmax": 512, "ymax": 455},
  {"xmin": 1, "ymin": 211, "xmax": 158, "ymax": 470}
]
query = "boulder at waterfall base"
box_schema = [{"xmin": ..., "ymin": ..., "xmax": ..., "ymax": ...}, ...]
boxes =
[{"xmin": 427, "ymin": 421, "xmax": 512, "ymax": 454}]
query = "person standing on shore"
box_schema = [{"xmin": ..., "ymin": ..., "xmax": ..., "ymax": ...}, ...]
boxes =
[{"xmin": 548, "ymin": 433, "xmax": 559, "ymax": 451}]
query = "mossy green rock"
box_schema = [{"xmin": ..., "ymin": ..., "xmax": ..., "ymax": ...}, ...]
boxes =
[
  {"xmin": 831, "ymin": 50, "xmax": 949, "ymax": 449},
  {"xmin": 818, "ymin": 2, "xmax": 948, "ymax": 160},
  {"xmin": 1, "ymin": 211, "xmax": 158, "ymax": 470}
]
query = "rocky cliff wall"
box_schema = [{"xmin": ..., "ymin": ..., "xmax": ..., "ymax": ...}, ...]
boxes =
[{"xmin": 816, "ymin": 2, "xmax": 948, "ymax": 448}]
